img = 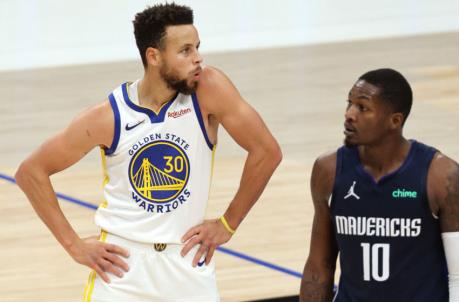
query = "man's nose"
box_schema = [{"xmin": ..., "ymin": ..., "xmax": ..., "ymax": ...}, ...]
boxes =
[
  {"xmin": 194, "ymin": 50, "xmax": 203, "ymax": 64},
  {"xmin": 345, "ymin": 104, "xmax": 356, "ymax": 121}
]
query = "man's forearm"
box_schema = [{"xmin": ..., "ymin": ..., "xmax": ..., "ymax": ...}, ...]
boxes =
[
  {"xmin": 300, "ymin": 260, "xmax": 335, "ymax": 302},
  {"xmin": 15, "ymin": 164, "xmax": 81, "ymax": 255},
  {"xmin": 224, "ymin": 145, "xmax": 282, "ymax": 229},
  {"xmin": 300, "ymin": 278, "xmax": 334, "ymax": 302}
]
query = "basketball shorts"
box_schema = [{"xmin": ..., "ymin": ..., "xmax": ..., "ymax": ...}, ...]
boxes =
[{"xmin": 82, "ymin": 232, "xmax": 219, "ymax": 302}]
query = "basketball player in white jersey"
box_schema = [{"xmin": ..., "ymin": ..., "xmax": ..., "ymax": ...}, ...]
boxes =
[{"xmin": 15, "ymin": 3, "xmax": 282, "ymax": 301}]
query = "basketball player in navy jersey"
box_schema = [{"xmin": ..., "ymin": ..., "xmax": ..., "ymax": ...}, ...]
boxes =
[
  {"xmin": 300, "ymin": 69, "xmax": 459, "ymax": 301},
  {"xmin": 15, "ymin": 3, "xmax": 282, "ymax": 301}
]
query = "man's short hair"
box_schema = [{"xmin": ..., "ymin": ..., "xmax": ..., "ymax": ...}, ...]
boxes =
[
  {"xmin": 359, "ymin": 68, "xmax": 413, "ymax": 125},
  {"xmin": 133, "ymin": 3, "xmax": 194, "ymax": 67}
]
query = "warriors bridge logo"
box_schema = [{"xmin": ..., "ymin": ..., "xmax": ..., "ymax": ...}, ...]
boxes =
[{"xmin": 128, "ymin": 138, "xmax": 191, "ymax": 213}]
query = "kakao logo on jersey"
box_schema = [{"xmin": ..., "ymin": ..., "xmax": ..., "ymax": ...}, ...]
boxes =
[{"xmin": 128, "ymin": 134, "xmax": 191, "ymax": 213}]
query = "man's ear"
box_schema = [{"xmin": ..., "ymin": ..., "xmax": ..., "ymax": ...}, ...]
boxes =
[
  {"xmin": 390, "ymin": 112, "xmax": 404, "ymax": 130},
  {"xmin": 145, "ymin": 47, "xmax": 162, "ymax": 68}
]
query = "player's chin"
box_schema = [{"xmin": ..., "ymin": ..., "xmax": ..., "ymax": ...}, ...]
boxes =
[
  {"xmin": 187, "ymin": 79, "xmax": 199, "ymax": 90},
  {"xmin": 178, "ymin": 81, "xmax": 198, "ymax": 95},
  {"xmin": 344, "ymin": 136, "xmax": 358, "ymax": 147}
]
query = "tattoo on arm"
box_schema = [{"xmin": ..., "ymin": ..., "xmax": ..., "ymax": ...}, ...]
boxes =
[{"xmin": 441, "ymin": 161, "xmax": 459, "ymax": 232}]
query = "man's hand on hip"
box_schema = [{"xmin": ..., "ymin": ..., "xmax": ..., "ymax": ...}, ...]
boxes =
[
  {"xmin": 70, "ymin": 236, "xmax": 130, "ymax": 283},
  {"xmin": 181, "ymin": 219, "xmax": 233, "ymax": 267}
]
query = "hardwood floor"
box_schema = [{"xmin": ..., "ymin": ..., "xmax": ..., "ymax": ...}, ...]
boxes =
[{"xmin": 1, "ymin": 32, "xmax": 458, "ymax": 301}]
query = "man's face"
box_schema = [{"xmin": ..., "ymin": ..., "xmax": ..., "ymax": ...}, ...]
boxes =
[
  {"xmin": 158, "ymin": 25, "xmax": 202, "ymax": 95},
  {"xmin": 343, "ymin": 80, "xmax": 392, "ymax": 147}
]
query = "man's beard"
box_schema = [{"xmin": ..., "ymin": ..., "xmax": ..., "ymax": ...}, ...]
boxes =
[
  {"xmin": 344, "ymin": 137, "xmax": 357, "ymax": 148},
  {"xmin": 160, "ymin": 65, "xmax": 197, "ymax": 95}
]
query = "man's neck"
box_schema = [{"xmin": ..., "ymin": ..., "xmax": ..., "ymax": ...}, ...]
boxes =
[
  {"xmin": 358, "ymin": 135, "xmax": 411, "ymax": 182},
  {"xmin": 138, "ymin": 72, "xmax": 177, "ymax": 112}
]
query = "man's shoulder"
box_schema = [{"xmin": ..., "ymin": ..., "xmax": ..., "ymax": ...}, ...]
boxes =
[
  {"xmin": 200, "ymin": 65, "xmax": 224, "ymax": 79},
  {"xmin": 76, "ymin": 100, "xmax": 114, "ymax": 134},
  {"xmin": 427, "ymin": 150, "xmax": 459, "ymax": 231},
  {"xmin": 428, "ymin": 151, "xmax": 459, "ymax": 206},
  {"xmin": 429, "ymin": 152, "xmax": 458, "ymax": 179},
  {"xmin": 310, "ymin": 150, "xmax": 338, "ymax": 204},
  {"xmin": 195, "ymin": 65, "xmax": 241, "ymax": 114},
  {"xmin": 86, "ymin": 99, "xmax": 113, "ymax": 118},
  {"xmin": 197, "ymin": 66, "xmax": 230, "ymax": 92},
  {"xmin": 314, "ymin": 150, "xmax": 338, "ymax": 175},
  {"xmin": 311, "ymin": 150, "xmax": 337, "ymax": 188}
]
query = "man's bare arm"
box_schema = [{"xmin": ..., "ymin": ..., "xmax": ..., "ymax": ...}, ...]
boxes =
[
  {"xmin": 428, "ymin": 153, "xmax": 459, "ymax": 301},
  {"xmin": 15, "ymin": 101, "xmax": 129, "ymax": 283},
  {"xmin": 205, "ymin": 68, "xmax": 282, "ymax": 228},
  {"xmin": 427, "ymin": 153, "xmax": 459, "ymax": 232},
  {"xmin": 300, "ymin": 152, "xmax": 339, "ymax": 302},
  {"xmin": 181, "ymin": 67, "xmax": 282, "ymax": 265}
]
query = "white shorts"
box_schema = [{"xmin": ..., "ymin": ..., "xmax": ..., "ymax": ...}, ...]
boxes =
[{"xmin": 82, "ymin": 232, "xmax": 219, "ymax": 302}]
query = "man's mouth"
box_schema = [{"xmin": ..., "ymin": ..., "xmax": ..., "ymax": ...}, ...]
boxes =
[
  {"xmin": 192, "ymin": 67, "xmax": 202, "ymax": 79},
  {"xmin": 344, "ymin": 122, "xmax": 356, "ymax": 136}
]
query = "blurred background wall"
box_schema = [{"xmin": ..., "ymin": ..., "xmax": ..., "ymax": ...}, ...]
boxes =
[{"xmin": 1, "ymin": 0, "xmax": 458, "ymax": 71}]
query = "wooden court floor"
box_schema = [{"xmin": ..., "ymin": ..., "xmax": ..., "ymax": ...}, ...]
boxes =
[{"xmin": 1, "ymin": 32, "xmax": 458, "ymax": 301}]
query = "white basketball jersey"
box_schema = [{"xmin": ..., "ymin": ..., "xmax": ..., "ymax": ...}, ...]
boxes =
[{"xmin": 95, "ymin": 80, "xmax": 215, "ymax": 243}]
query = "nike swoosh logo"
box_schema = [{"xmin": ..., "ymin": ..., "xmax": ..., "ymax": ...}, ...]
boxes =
[
  {"xmin": 197, "ymin": 259, "xmax": 206, "ymax": 267},
  {"xmin": 125, "ymin": 120, "xmax": 145, "ymax": 131}
]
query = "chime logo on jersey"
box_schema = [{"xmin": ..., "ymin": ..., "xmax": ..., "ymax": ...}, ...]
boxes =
[{"xmin": 128, "ymin": 140, "xmax": 190, "ymax": 213}]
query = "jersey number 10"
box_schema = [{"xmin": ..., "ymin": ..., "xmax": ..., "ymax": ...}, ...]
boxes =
[{"xmin": 360, "ymin": 243, "xmax": 390, "ymax": 282}]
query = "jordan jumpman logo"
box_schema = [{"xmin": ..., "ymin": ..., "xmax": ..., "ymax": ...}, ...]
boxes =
[{"xmin": 344, "ymin": 181, "xmax": 360, "ymax": 200}]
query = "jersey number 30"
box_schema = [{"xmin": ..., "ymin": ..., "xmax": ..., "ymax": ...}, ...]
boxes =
[
  {"xmin": 360, "ymin": 243, "xmax": 390, "ymax": 282},
  {"xmin": 163, "ymin": 156, "xmax": 184, "ymax": 173}
]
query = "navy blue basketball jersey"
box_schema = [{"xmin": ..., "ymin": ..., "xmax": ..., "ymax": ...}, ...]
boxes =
[{"xmin": 330, "ymin": 140, "xmax": 448, "ymax": 302}]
